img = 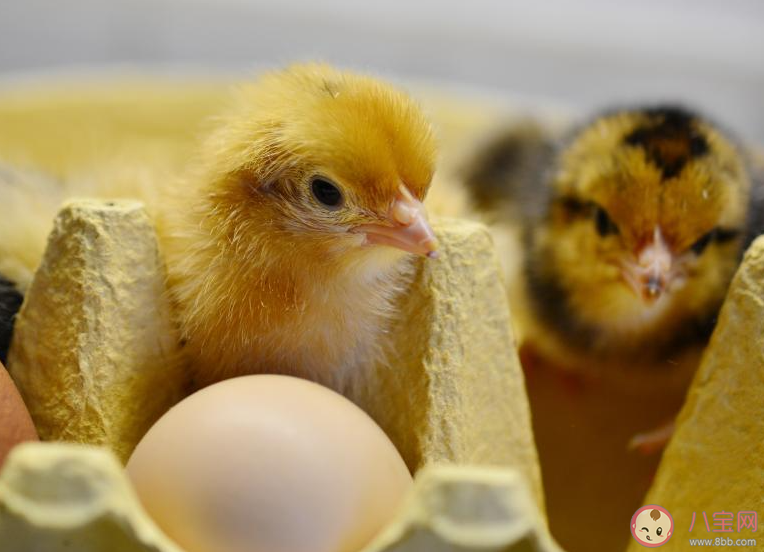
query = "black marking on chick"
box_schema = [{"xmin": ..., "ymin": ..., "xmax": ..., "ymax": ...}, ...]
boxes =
[
  {"xmin": 624, "ymin": 107, "xmax": 709, "ymax": 180},
  {"xmin": 321, "ymin": 80, "xmax": 340, "ymax": 98},
  {"xmin": 523, "ymin": 245, "xmax": 598, "ymax": 348},
  {"xmin": 461, "ymin": 122, "xmax": 554, "ymax": 215},
  {"xmin": 745, "ymin": 165, "xmax": 764, "ymax": 248},
  {"xmin": 692, "ymin": 227, "xmax": 742, "ymax": 255},
  {"xmin": 0, "ymin": 275, "xmax": 23, "ymax": 365}
]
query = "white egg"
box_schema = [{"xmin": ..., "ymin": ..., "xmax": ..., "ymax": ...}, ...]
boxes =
[{"xmin": 126, "ymin": 375, "xmax": 411, "ymax": 552}]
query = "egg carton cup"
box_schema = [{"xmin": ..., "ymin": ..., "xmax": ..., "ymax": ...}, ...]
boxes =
[{"xmin": 0, "ymin": 200, "xmax": 558, "ymax": 551}]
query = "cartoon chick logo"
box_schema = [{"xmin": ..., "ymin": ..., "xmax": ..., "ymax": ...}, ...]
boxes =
[{"xmin": 631, "ymin": 505, "xmax": 674, "ymax": 547}]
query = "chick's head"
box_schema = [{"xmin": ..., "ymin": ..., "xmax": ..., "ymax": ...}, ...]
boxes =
[
  {"xmin": 197, "ymin": 63, "xmax": 438, "ymax": 274},
  {"xmin": 532, "ymin": 107, "xmax": 751, "ymax": 347}
]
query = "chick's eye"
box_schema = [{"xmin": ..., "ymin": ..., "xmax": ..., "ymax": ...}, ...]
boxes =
[
  {"xmin": 691, "ymin": 230, "xmax": 715, "ymax": 255},
  {"xmin": 594, "ymin": 206, "xmax": 619, "ymax": 237},
  {"xmin": 311, "ymin": 178, "xmax": 343, "ymax": 209},
  {"xmin": 656, "ymin": 527, "xmax": 663, "ymax": 536},
  {"xmin": 689, "ymin": 227, "xmax": 740, "ymax": 255}
]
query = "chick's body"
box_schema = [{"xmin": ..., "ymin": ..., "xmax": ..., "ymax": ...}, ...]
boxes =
[
  {"xmin": 464, "ymin": 106, "xmax": 760, "ymax": 385},
  {"xmin": 160, "ymin": 65, "xmax": 438, "ymax": 388},
  {"xmin": 0, "ymin": 64, "xmax": 438, "ymax": 389}
]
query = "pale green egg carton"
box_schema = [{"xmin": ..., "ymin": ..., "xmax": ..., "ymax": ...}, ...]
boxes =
[{"xmin": 0, "ymin": 200, "xmax": 560, "ymax": 552}]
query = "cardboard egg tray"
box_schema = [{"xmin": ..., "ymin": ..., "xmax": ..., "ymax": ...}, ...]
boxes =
[
  {"xmin": 1, "ymin": 83, "xmax": 764, "ymax": 552},
  {"xmin": 0, "ymin": 200, "xmax": 560, "ymax": 551}
]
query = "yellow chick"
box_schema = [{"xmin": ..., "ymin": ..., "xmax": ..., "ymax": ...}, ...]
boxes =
[
  {"xmin": 159, "ymin": 64, "xmax": 438, "ymax": 388},
  {"xmin": 462, "ymin": 106, "xmax": 762, "ymax": 388},
  {"xmin": 0, "ymin": 64, "xmax": 439, "ymax": 389}
]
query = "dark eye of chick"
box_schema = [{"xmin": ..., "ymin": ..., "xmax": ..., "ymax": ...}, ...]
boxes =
[
  {"xmin": 310, "ymin": 177, "xmax": 344, "ymax": 209},
  {"xmin": 691, "ymin": 230, "xmax": 715, "ymax": 255},
  {"xmin": 656, "ymin": 527, "xmax": 663, "ymax": 536},
  {"xmin": 691, "ymin": 227, "xmax": 739, "ymax": 255},
  {"xmin": 594, "ymin": 205, "xmax": 619, "ymax": 236}
]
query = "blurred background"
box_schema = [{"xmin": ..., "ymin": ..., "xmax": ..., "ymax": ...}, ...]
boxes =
[{"xmin": 1, "ymin": 0, "xmax": 763, "ymax": 140}]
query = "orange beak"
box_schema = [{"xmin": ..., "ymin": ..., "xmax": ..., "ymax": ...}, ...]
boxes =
[
  {"xmin": 352, "ymin": 185, "xmax": 439, "ymax": 258},
  {"xmin": 621, "ymin": 227, "xmax": 675, "ymax": 304}
]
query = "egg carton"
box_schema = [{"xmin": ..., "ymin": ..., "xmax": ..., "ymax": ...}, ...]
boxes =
[
  {"xmin": 2, "ymin": 153, "xmax": 763, "ymax": 552},
  {"xmin": 0, "ymin": 200, "xmax": 560, "ymax": 551}
]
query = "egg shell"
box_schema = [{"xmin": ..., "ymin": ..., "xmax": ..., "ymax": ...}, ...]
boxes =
[
  {"xmin": 0, "ymin": 361, "xmax": 38, "ymax": 469},
  {"xmin": 127, "ymin": 375, "xmax": 412, "ymax": 552}
]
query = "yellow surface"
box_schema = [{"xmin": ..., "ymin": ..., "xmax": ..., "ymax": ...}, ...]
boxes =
[
  {"xmin": 0, "ymin": 78, "xmax": 504, "ymax": 180},
  {"xmin": 7, "ymin": 200, "xmax": 185, "ymax": 463},
  {"xmin": 0, "ymin": 79, "xmax": 227, "ymax": 178}
]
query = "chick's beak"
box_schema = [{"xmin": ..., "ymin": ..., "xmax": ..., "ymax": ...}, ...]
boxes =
[
  {"xmin": 621, "ymin": 227, "xmax": 674, "ymax": 304},
  {"xmin": 352, "ymin": 185, "xmax": 439, "ymax": 258}
]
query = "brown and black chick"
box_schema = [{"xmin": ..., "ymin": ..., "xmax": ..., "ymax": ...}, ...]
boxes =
[{"xmin": 462, "ymin": 106, "xmax": 763, "ymax": 389}]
